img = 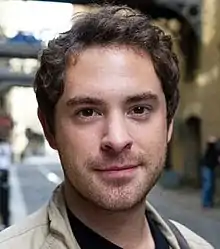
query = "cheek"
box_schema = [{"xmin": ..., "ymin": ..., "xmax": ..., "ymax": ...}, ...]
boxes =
[
  {"xmin": 131, "ymin": 117, "xmax": 167, "ymax": 148},
  {"xmin": 56, "ymin": 120, "xmax": 100, "ymax": 157}
]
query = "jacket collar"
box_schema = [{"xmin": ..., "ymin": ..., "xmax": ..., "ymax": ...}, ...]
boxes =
[{"xmin": 47, "ymin": 184, "xmax": 180, "ymax": 249}]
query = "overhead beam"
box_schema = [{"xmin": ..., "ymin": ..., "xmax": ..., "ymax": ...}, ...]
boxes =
[
  {"xmin": 0, "ymin": 71, "xmax": 34, "ymax": 83},
  {"xmin": 0, "ymin": 80, "xmax": 33, "ymax": 93},
  {"xmin": 0, "ymin": 43, "xmax": 42, "ymax": 59}
]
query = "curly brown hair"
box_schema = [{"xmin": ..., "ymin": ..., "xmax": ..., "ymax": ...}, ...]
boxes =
[{"xmin": 34, "ymin": 4, "xmax": 180, "ymax": 134}]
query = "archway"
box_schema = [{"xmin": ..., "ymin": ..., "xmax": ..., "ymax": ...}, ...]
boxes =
[{"xmin": 106, "ymin": 0, "xmax": 201, "ymax": 81}]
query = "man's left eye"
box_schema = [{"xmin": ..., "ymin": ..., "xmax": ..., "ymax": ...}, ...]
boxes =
[
  {"xmin": 130, "ymin": 106, "xmax": 152, "ymax": 115},
  {"xmin": 133, "ymin": 106, "xmax": 147, "ymax": 114},
  {"xmin": 127, "ymin": 106, "xmax": 153, "ymax": 119}
]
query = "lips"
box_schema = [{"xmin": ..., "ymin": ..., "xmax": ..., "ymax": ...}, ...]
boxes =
[
  {"xmin": 94, "ymin": 164, "xmax": 139, "ymax": 181},
  {"xmin": 96, "ymin": 165, "xmax": 138, "ymax": 172}
]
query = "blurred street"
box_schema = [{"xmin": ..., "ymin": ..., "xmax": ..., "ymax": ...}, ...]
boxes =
[{"xmin": 9, "ymin": 156, "xmax": 220, "ymax": 248}]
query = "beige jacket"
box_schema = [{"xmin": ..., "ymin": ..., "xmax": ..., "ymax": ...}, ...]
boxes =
[{"xmin": 0, "ymin": 185, "xmax": 214, "ymax": 249}]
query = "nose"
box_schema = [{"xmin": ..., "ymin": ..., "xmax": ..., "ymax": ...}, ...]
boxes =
[{"xmin": 101, "ymin": 114, "xmax": 133, "ymax": 154}]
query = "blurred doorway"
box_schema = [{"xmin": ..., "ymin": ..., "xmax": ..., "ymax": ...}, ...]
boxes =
[{"xmin": 184, "ymin": 116, "xmax": 202, "ymax": 186}]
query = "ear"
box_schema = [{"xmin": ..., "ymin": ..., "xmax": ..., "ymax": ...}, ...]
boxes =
[
  {"xmin": 167, "ymin": 119, "xmax": 174, "ymax": 143},
  {"xmin": 37, "ymin": 108, "xmax": 57, "ymax": 150}
]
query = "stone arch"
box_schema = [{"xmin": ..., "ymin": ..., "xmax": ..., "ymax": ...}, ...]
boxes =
[
  {"xmin": 108, "ymin": 0, "xmax": 200, "ymax": 81},
  {"xmin": 141, "ymin": 3, "xmax": 200, "ymax": 82}
]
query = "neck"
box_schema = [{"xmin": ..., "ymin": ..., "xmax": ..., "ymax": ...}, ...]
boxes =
[{"xmin": 64, "ymin": 180, "xmax": 155, "ymax": 249}]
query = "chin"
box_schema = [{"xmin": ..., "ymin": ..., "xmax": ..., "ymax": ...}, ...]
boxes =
[
  {"xmin": 97, "ymin": 200, "xmax": 145, "ymax": 212},
  {"xmin": 87, "ymin": 187, "xmax": 149, "ymax": 212}
]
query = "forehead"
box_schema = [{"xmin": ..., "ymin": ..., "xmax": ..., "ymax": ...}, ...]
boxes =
[{"xmin": 62, "ymin": 46, "xmax": 163, "ymax": 102}]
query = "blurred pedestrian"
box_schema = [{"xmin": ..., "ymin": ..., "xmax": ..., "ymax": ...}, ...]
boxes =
[
  {"xmin": 201, "ymin": 136, "xmax": 219, "ymax": 208},
  {"xmin": 0, "ymin": 138, "xmax": 12, "ymax": 228},
  {"xmin": 0, "ymin": 4, "xmax": 213, "ymax": 249}
]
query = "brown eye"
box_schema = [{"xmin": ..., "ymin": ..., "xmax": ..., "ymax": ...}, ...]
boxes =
[
  {"xmin": 128, "ymin": 105, "xmax": 152, "ymax": 119},
  {"xmin": 80, "ymin": 108, "xmax": 96, "ymax": 117},
  {"xmin": 133, "ymin": 106, "xmax": 146, "ymax": 114},
  {"xmin": 75, "ymin": 108, "xmax": 102, "ymax": 121}
]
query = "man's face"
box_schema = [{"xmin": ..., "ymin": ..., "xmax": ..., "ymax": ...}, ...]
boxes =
[{"xmin": 52, "ymin": 46, "xmax": 173, "ymax": 211}]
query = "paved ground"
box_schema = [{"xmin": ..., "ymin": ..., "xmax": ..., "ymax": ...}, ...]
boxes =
[
  {"xmin": 7, "ymin": 156, "xmax": 220, "ymax": 248},
  {"xmin": 148, "ymin": 185, "xmax": 220, "ymax": 247}
]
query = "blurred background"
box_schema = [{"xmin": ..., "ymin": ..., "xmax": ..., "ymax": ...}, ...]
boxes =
[{"xmin": 0, "ymin": 0, "xmax": 219, "ymax": 247}]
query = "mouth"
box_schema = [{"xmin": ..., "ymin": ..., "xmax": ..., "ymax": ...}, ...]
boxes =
[
  {"xmin": 94, "ymin": 165, "xmax": 139, "ymax": 180},
  {"xmin": 96, "ymin": 165, "xmax": 138, "ymax": 172}
]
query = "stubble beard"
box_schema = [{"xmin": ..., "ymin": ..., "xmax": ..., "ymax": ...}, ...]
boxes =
[{"xmin": 63, "ymin": 148, "xmax": 167, "ymax": 212}]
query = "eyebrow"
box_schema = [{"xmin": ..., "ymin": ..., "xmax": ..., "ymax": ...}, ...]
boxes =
[
  {"xmin": 66, "ymin": 96, "xmax": 105, "ymax": 107},
  {"xmin": 125, "ymin": 92, "xmax": 158, "ymax": 104},
  {"xmin": 66, "ymin": 92, "xmax": 158, "ymax": 107}
]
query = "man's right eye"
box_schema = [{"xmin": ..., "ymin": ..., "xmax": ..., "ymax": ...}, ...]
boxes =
[{"xmin": 75, "ymin": 108, "xmax": 102, "ymax": 119}]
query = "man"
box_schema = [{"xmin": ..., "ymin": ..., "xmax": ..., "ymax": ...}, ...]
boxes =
[
  {"xmin": 0, "ymin": 138, "xmax": 12, "ymax": 229},
  {"xmin": 201, "ymin": 136, "xmax": 219, "ymax": 208},
  {"xmin": 0, "ymin": 4, "xmax": 213, "ymax": 249}
]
